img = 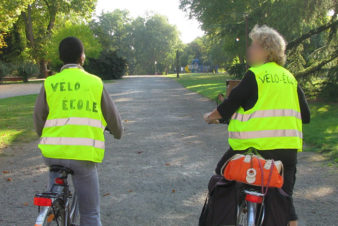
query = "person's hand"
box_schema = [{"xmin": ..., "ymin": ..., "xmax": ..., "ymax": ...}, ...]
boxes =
[
  {"xmin": 203, "ymin": 112, "xmax": 219, "ymax": 124},
  {"xmin": 217, "ymin": 93, "xmax": 225, "ymax": 102}
]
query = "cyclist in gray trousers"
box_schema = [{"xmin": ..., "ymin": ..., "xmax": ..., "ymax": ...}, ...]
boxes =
[{"xmin": 34, "ymin": 37, "xmax": 123, "ymax": 226}]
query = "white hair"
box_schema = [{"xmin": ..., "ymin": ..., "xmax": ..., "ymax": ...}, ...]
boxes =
[{"xmin": 249, "ymin": 25, "xmax": 287, "ymax": 66}]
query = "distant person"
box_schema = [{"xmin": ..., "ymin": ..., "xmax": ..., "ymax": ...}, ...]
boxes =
[
  {"xmin": 203, "ymin": 25, "xmax": 310, "ymax": 226},
  {"xmin": 34, "ymin": 36, "xmax": 123, "ymax": 226}
]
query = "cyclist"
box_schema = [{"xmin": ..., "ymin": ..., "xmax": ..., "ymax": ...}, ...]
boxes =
[
  {"xmin": 203, "ymin": 25, "xmax": 310, "ymax": 226},
  {"xmin": 33, "ymin": 37, "xmax": 123, "ymax": 226}
]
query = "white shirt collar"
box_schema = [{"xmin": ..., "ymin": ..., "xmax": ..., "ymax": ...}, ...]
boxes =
[{"xmin": 60, "ymin": 64, "xmax": 84, "ymax": 71}]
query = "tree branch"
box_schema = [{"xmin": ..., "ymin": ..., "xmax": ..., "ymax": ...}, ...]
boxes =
[
  {"xmin": 295, "ymin": 50, "xmax": 338, "ymax": 78},
  {"xmin": 44, "ymin": 0, "xmax": 56, "ymax": 34},
  {"xmin": 287, "ymin": 19, "xmax": 338, "ymax": 50}
]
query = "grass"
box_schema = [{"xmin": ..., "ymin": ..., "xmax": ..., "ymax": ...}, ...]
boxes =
[
  {"xmin": 167, "ymin": 73, "xmax": 231, "ymax": 100},
  {"xmin": 303, "ymin": 103, "xmax": 338, "ymax": 162},
  {"xmin": 0, "ymin": 95, "xmax": 38, "ymax": 151},
  {"xmin": 167, "ymin": 73, "xmax": 338, "ymax": 162}
]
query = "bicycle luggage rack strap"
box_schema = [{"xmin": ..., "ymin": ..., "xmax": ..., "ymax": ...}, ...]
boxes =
[{"xmin": 35, "ymin": 192, "xmax": 59, "ymax": 199}]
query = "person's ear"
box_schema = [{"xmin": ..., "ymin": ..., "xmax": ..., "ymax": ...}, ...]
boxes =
[{"xmin": 80, "ymin": 53, "xmax": 86, "ymax": 65}]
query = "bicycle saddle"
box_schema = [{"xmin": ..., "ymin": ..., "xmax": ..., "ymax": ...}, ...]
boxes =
[{"xmin": 50, "ymin": 165, "xmax": 74, "ymax": 175}]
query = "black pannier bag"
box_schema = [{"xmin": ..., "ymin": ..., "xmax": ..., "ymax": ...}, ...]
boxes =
[
  {"xmin": 199, "ymin": 174, "xmax": 237, "ymax": 226},
  {"xmin": 262, "ymin": 188, "xmax": 291, "ymax": 226},
  {"xmin": 199, "ymin": 175, "xmax": 291, "ymax": 226}
]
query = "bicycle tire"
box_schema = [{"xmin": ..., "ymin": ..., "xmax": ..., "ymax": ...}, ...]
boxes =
[
  {"xmin": 34, "ymin": 203, "xmax": 65, "ymax": 226},
  {"xmin": 236, "ymin": 201, "xmax": 248, "ymax": 226}
]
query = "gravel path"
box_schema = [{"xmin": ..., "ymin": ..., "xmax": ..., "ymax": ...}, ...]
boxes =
[
  {"xmin": 0, "ymin": 83, "xmax": 43, "ymax": 99},
  {"xmin": 0, "ymin": 76, "xmax": 337, "ymax": 226}
]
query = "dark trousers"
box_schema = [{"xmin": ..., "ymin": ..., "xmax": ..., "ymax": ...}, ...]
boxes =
[{"xmin": 215, "ymin": 148, "xmax": 298, "ymax": 221}]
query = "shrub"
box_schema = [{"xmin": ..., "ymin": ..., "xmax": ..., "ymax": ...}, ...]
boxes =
[
  {"xmin": 85, "ymin": 50, "xmax": 127, "ymax": 80},
  {"xmin": 226, "ymin": 63, "xmax": 247, "ymax": 79},
  {"xmin": 16, "ymin": 62, "xmax": 39, "ymax": 82},
  {"xmin": 319, "ymin": 65, "xmax": 338, "ymax": 101},
  {"xmin": 0, "ymin": 60, "xmax": 12, "ymax": 80}
]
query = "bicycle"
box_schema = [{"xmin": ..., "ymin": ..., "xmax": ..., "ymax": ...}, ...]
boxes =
[
  {"xmin": 236, "ymin": 185, "xmax": 266, "ymax": 226},
  {"xmin": 34, "ymin": 165, "xmax": 79, "ymax": 226}
]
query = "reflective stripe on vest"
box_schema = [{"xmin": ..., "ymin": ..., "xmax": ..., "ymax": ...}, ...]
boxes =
[
  {"xmin": 231, "ymin": 109, "xmax": 301, "ymax": 122},
  {"xmin": 228, "ymin": 129, "xmax": 303, "ymax": 139},
  {"xmin": 40, "ymin": 137, "xmax": 105, "ymax": 149},
  {"xmin": 44, "ymin": 117, "xmax": 105, "ymax": 130}
]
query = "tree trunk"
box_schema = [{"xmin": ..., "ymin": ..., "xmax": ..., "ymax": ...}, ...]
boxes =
[
  {"xmin": 39, "ymin": 59, "xmax": 48, "ymax": 78},
  {"xmin": 22, "ymin": 5, "xmax": 34, "ymax": 49},
  {"xmin": 239, "ymin": 55, "xmax": 245, "ymax": 64}
]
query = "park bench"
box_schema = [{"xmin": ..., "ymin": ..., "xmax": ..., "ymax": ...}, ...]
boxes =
[{"xmin": 0, "ymin": 77, "xmax": 24, "ymax": 83}]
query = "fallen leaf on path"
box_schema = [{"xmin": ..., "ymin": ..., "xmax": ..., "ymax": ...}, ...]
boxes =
[
  {"xmin": 23, "ymin": 202, "xmax": 29, "ymax": 206},
  {"xmin": 103, "ymin": 193, "xmax": 110, "ymax": 197},
  {"xmin": 124, "ymin": 120, "xmax": 129, "ymax": 122},
  {"xmin": 137, "ymin": 151, "xmax": 143, "ymax": 154},
  {"xmin": 6, "ymin": 177, "xmax": 12, "ymax": 182},
  {"xmin": 2, "ymin": 170, "xmax": 10, "ymax": 174},
  {"xmin": 128, "ymin": 189, "xmax": 133, "ymax": 193},
  {"xmin": 165, "ymin": 163, "xmax": 171, "ymax": 166},
  {"xmin": 172, "ymin": 189, "xmax": 176, "ymax": 193}
]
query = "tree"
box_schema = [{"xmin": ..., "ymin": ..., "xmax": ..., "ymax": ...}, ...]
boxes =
[
  {"xmin": 47, "ymin": 22, "xmax": 102, "ymax": 70},
  {"xmin": 179, "ymin": 0, "xmax": 336, "ymax": 63},
  {"xmin": 131, "ymin": 14, "xmax": 180, "ymax": 74},
  {"xmin": 18, "ymin": 0, "xmax": 97, "ymax": 77},
  {"xmin": 90, "ymin": 10, "xmax": 135, "ymax": 73},
  {"xmin": 0, "ymin": 0, "xmax": 35, "ymax": 48},
  {"xmin": 180, "ymin": 0, "xmax": 337, "ymax": 98}
]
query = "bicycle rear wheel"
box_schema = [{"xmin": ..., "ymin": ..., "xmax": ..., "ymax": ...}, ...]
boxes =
[
  {"xmin": 237, "ymin": 200, "xmax": 248, "ymax": 226},
  {"xmin": 34, "ymin": 203, "xmax": 65, "ymax": 226}
]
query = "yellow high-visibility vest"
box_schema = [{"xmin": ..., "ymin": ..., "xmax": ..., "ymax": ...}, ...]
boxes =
[
  {"xmin": 228, "ymin": 62, "xmax": 303, "ymax": 151},
  {"xmin": 38, "ymin": 67, "xmax": 107, "ymax": 162}
]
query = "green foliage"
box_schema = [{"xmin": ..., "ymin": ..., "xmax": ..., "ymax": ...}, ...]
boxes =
[
  {"xmin": 0, "ymin": 61, "xmax": 13, "ymax": 79},
  {"xmin": 47, "ymin": 22, "xmax": 102, "ymax": 70},
  {"xmin": 1, "ymin": 0, "xmax": 97, "ymax": 76},
  {"xmin": 319, "ymin": 65, "xmax": 338, "ymax": 100},
  {"xmin": 90, "ymin": 11, "xmax": 181, "ymax": 75},
  {"xmin": 130, "ymin": 14, "xmax": 181, "ymax": 74},
  {"xmin": 85, "ymin": 50, "xmax": 127, "ymax": 80},
  {"xmin": 180, "ymin": 0, "xmax": 337, "ymax": 99},
  {"xmin": 0, "ymin": 0, "xmax": 35, "ymax": 47},
  {"xmin": 226, "ymin": 63, "xmax": 247, "ymax": 79},
  {"xmin": 90, "ymin": 9, "xmax": 131, "ymax": 52}
]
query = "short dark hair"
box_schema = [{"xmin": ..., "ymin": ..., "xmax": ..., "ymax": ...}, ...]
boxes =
[{"xmin": 59, "ymin": 37, "xmax": 84, "ymax": 64}]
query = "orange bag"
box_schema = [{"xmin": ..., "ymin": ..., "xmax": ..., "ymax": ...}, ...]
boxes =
[{"xmin": 221, "ymin": 154, "xmax": 284, "ymax": 188}]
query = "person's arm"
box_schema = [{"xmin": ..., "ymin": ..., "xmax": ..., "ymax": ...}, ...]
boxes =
[
  {"xmin": 101, "ymin": 87, "xmax": 123, "ymax": 139},
  {"xmin": 204, "ymin": 71, "xmax": 257, "ymax": 123},
  {"xmin": 33, "ymin": 85, "xmax": 49, "ymax": 136},
  {"xmin": 297, "ymin": 85, "xmax": 310, "ymax": 124}
]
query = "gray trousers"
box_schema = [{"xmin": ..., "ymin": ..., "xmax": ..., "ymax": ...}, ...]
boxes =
[{"xmin": 43, "ymin": 157, "xmax": 102, "ymax": 226}]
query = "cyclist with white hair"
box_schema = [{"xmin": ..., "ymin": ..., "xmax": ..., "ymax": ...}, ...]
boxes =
[{"xmin": 204, "ymin": 25, "xmax": 310, "ymax": 226}]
